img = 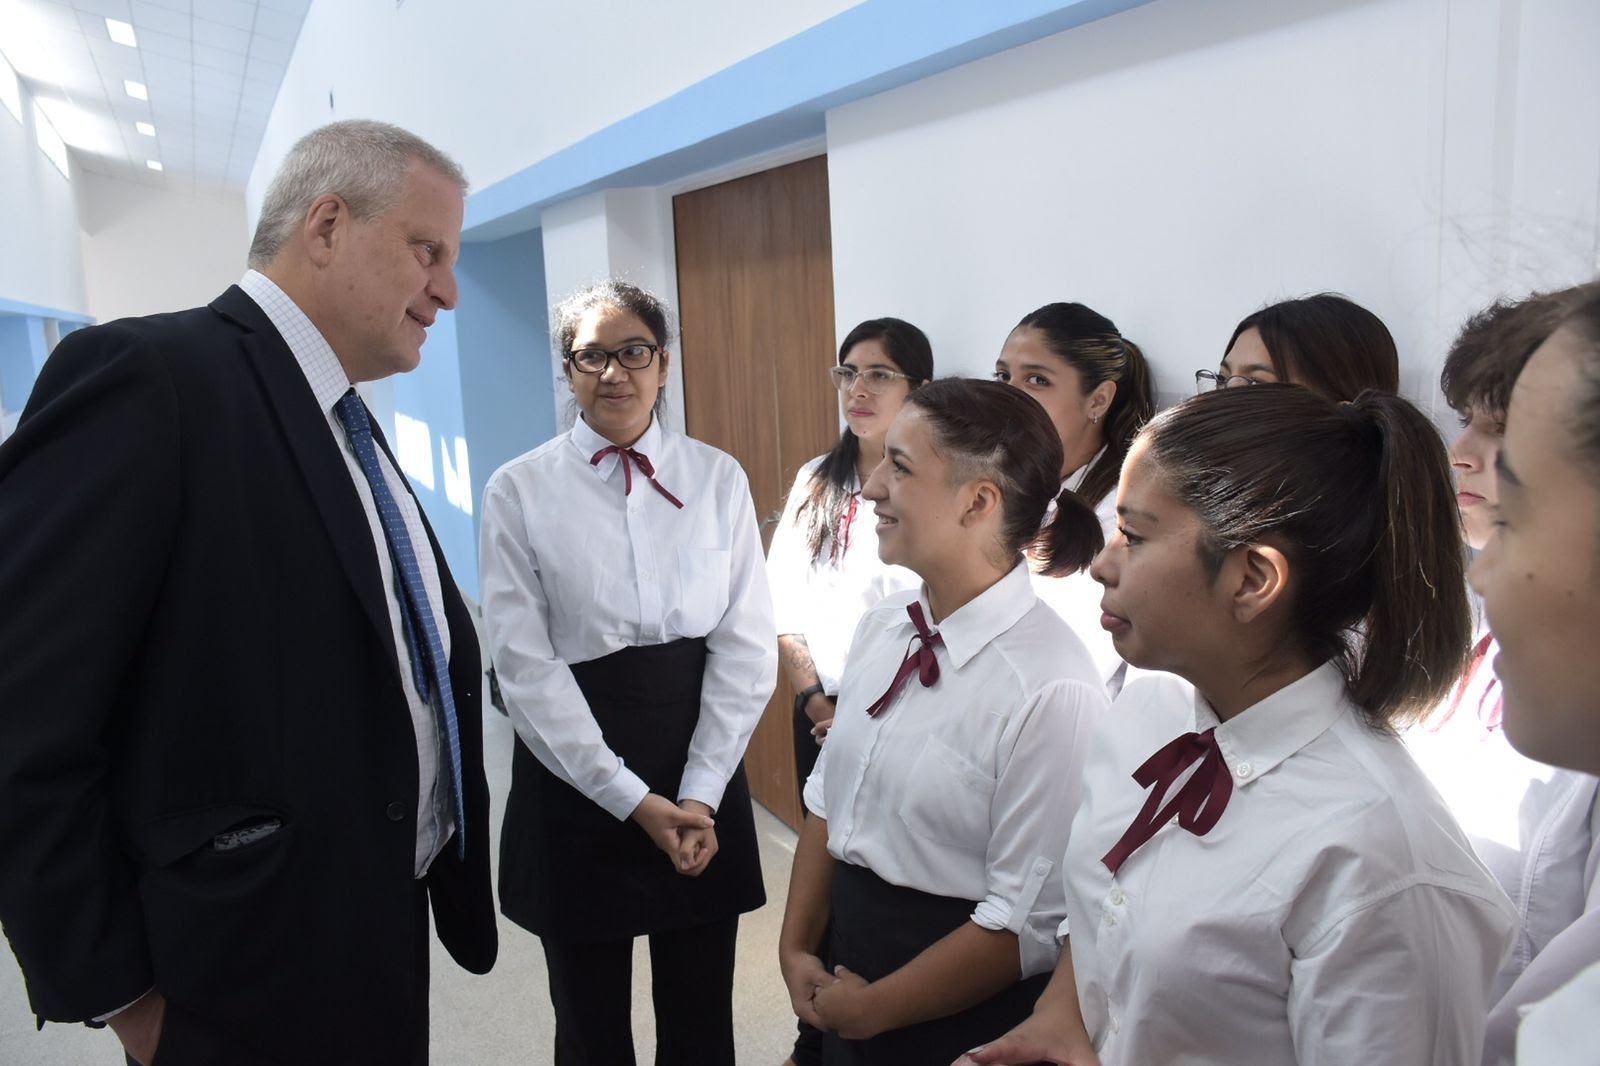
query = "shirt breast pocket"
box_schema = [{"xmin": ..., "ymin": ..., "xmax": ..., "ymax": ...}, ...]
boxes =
[
  {"xmin": 676, "ymin": 546, "xmax": 732, "ymax": 634},
  {"xmin": 896, "ymin": 737, "xmax": 996, "ymax": 856}
]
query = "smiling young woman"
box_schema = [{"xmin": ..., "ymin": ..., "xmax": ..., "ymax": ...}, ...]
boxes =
[{"xmin": 478, "ymin": 279, "xmax": 776, "ymax": 1066}]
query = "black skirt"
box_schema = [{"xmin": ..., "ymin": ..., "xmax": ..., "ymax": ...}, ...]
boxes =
[
  {"xmin": 824, "ymin": 861, "xmax": 1048, "ymax": 1066},
  {"xmin": 498, "ymin": 637, "xmax": 766, "ymax": 943}
]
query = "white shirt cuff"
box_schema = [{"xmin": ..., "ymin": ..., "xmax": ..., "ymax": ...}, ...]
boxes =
[
  {"xmin": 596, "ymin": 768, "xmax": 651, "ymax": 822},
  {"xmin": 92, "ymin": 987, "xmax": 153, "ymax": 1023},
  {"xmin": 677, "ymin": 767, "xmax": 729, "ymax": 813}
]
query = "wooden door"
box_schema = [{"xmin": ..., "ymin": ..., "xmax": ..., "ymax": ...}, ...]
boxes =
[{"xmin": 674, "ymin": 155, "xmax": 838, "ymax": 830}]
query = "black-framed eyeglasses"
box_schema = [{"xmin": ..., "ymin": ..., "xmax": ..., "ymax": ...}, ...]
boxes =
[
  {"xmin": 828, "ymin": 365, "xmax": 915, "ymax": 393},
  {"xmin": 1194, "ymin": 369, "xmax": 1263, "ymax": 393},
  {"xmin": 567, "ymin": 343, "xmax": 661, "ymax": 374}
]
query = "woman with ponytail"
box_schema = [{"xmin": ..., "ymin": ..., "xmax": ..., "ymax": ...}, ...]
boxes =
[
  {"xmin": 779, "ymin": 379, "xmax": 1109, "ymax": 1065},
  {"xmin": 961, "ymin": 385, "xmax": 1516, "ymax": 1066},
  {"xmin": 768, "ymin": 318, "xmax": 933, "ymax": 792},
  {"xmin": 994, "ymin": 303, "xmax": 1154, "ymax": 689},
  {"xmin": 1202, "ymin": 292, "xmax": 1400, "ymax": 398}
]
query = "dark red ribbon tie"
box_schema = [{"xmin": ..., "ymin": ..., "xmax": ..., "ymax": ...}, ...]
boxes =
[
  {"xmin": 864, "ymin": 601, "xmax": 942, "ymax": 718},
  {"xmin": 1101, "ymin": 728, "xmax": 1235, "ymax": 875},
  {"xmin": 590, "ymin": 445, "xmax": 684, "ymax": 509}
]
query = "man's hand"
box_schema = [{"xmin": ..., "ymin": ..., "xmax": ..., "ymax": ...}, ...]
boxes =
[
  {"xmin": 804, "ymin": 692, "xmax": 836, "ymax": 726},
  {"xmin": 811, "ymin": 717, "xmax": 834, "ymax": 745},
  {"xmin": 630, "ymin": 793, "xmax": 714, "ymax": 866},
  {"xmin": 812, "ymin": 964, "xmax": 885, "ymax": 1040},
  {"xmin": 951, "ymin": 1011, "xmax": 1102, "ymax": 1066},
  {"xmin": 779, "ymin": 949, "xmax": 833, "ymax": 1030},
  {"xmin": 674, "ymin": 799, "xmax": 719, "ymax": 875},
  {"xmin": 107, "ymin": 990, "xmax": 166, "ymax": 1066}
]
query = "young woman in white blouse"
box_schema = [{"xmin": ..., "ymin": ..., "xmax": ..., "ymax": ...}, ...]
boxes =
[
  {"xmin": 1467, "ymin": 283, "xmax": 1600, "ymax": 1064},
  {"xmin": 962, "ymin": 384, "xmax": 1518, "ymax": 1066},
  {"xmin": 1407, "ymin": 289, "xmax": 1600, "ymax": 1066},
  {"xmin": 993, "ymin": 303, "xmax": 1153, "ymax": 690},
  {"xmin": 779, "ymin": 378, "xmax": 1110, "ymax": 1065},
  {"xmin": 767, "ymin": 317, "xmax": 932, "ymax": 791},
  {"xmin": 479, "ymin": 280, "xmax": 776, "ymax": 1065}
]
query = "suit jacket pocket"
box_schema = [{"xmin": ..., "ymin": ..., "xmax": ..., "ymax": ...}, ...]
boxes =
[{"xmin": 137, "ymin": 803, "xmax": 289, "ymax": 868}]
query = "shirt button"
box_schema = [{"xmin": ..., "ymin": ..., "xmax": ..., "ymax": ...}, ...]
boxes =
[
  {"xmin": 386, "ymin": 802, "xmax": 406, "ymax": 822},
  {"xmin": 1034, "ymin": 860, "xmax": 1050, "ymax": 876},
  {"xmin": 1109, "ymin": 888, "xmax": 1125, "ymax": 906},
  {"xmin": 1105, "ymin": 914, "xmax": 1117, "ymax": 928},
  {"xmin": 1235, "ymin": 761, "xmax": 1253, "ymax": 779},
  {"xmin": 641, "ymin": 569, "xmax": 653, "ymax": 581}
]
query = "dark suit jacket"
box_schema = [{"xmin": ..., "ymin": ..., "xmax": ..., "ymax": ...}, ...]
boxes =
[{"xmin": 0, "ymin": 287, "xmax": 497, "ymax": 1064}]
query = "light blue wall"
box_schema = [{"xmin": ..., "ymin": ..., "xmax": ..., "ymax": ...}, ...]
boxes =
[
  {"xmin": 0, "ymin": 315, "xmax": 51, "ymax": 415},
  {"xmin": 455, "ymin": 229, "xmax": 556, "ymax": 550}
]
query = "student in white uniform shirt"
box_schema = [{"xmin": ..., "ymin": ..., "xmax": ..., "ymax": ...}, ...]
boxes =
[
  {"xmin": 779, "ymin": 379, "xmax": 1109, "ymax": 1065},
  {"xmin": 479, "ymin": 280, "xmax": 776, "ymax": 1066},
  {"xmin": 768, "ymin": 317, "xmax": 932, "ymax": 791},
  {"xmin": 1407, "ymin": 289, "xmax": 1600, "ymax": 1066},
  {"xmin": 1467, "ymin": 282, "xmax": 1600, "ymax": 1065},
  {"xmin": 962, "ymin": 384, "xmax": 1517, "ymax": 1066},
  {"xmin": 993, "ymin": 303, "xmax": 1154, "ymax": 690}
]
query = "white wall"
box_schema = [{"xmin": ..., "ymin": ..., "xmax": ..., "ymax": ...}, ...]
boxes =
[
  {"xmin": 0, "ymin": 85, "xmax": 87, "ymax": 317},
  {"xmin": 825, "ymin": 0, "xmax": 1600, "ymax": 411},
  {"xmin": 246, "ymin": 0, "xmax": 862, "ymax": 223},
  {"xmin": 78, "ymin": 173, "xmax": 249, "ymax": 325}
]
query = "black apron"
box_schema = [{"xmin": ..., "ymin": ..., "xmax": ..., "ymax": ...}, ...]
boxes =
[
  {"xmin": 824, "ymin": 861, "xmax": 1048, "ymax": 1066},
  {"xmin": 498, "ymin": 637, "xmax": 765, "ymax": 943}
]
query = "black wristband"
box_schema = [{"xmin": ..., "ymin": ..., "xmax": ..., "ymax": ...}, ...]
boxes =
[{"xmin": 794, "ymin": 683, "xmax": 825, "ymax": 717}]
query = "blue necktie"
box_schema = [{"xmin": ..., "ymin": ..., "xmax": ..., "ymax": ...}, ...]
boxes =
[{"xmin": 333, "ymin": 390, "xmax": 466, "ymax": 859}]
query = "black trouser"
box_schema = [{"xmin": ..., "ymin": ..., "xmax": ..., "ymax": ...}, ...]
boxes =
[
  {"xmin": 541, "ymin": 916, "xmax": 740, "ymax": 1066},
  {"xmin": 793, "ymin": 700, "xmax": 823, "ymax": 809}
]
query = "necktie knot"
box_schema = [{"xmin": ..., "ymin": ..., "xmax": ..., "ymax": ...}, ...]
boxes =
[
  {"xmin": 334, "ymin": 389, "xmax": 371, "ymax": 439},
  {"xmin": 590, "ymin": 444, "xmax": 684, "ymax": 509},
  {"xmin": 865, "ymin": 601, "xmax": 943, "ymax": 718},
  {"xmin": 1101, "ymin": 727, "xmax": 1234, "ymax": 875}
]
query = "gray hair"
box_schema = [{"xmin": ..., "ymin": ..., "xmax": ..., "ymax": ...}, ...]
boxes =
[{"xmin": 247, "ymin": 119, "xmax": 467, "ymax": 268}]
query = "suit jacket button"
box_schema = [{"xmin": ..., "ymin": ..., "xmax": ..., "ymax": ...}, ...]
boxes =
[{"xmin": 386, "ymin": 802, "xmax": 406, "ymax": 822}]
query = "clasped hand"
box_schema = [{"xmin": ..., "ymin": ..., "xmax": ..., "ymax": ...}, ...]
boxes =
[
  {"xmin": 630, "ymin": 793, "xmax": 718, "ymax": 876},
  {"xmin": 781, "ymin": 954, "xmax": 883, "ymax": 1040}
]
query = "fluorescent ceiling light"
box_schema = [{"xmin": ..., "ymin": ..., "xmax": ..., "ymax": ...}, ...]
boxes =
[
  {"xmin": 124, "ymin": 79, "xmax": 147, "ymax": 101},
  {"xmin": 105, "ymin": 17, "xmax": 137, "ymax": 47},
  {"xmin": 146, "ymin": 159, "xmax": 163, "ymax": 171},
  {"xmin": 135, "ymin": 120, "xmax": 155, "ymax": 136},
  {"xmin": 0, "ymin": 49, "xmax": 21, "ymax": 124}
]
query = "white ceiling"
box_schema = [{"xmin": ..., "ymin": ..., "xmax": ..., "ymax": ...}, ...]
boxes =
[{"xmin": 1, "ymin": 0, "xmax": 309, "ymax": 192}]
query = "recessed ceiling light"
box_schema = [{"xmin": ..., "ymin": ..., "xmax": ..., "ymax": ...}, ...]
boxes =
[
  {"xmin": 124, "ymin": 80, "xmax": 148, "ymax": 101},
  {"xmin": 146, "ymin": 159, "xmax": 163, "ymax": 171},
  {"xmin": 105, "ymin": 18, "xmax": 138, "ymax": 47},
  {"xmin": 135, "ymin": 120, "xmax": 155, "ymax": 136}
]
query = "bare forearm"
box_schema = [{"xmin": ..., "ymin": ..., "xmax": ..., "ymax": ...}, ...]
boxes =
[
  {"xmin": 868, "ymin": 922, "xmax": 1022, "ymax": 1033},
  {"xmin": 780, "ymin": 813, "xmax": 835, "ymax": 958},
  {"xmin": 778, "ymin": 634, "xmax": 822, "ymax": 694}
]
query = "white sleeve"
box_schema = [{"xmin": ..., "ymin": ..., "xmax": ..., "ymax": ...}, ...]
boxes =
[
  {"xmin": 478, "ymin": 476, "xmax": 649, "ymax": 821},
  {"xmin": 677, "ymin": 464, "xmax": 779, "ymax": 810},
  {"xmin": 766, "ymin": 462, "xmax": 817, "ymax": 637},
  {"xmin": 1287, "ymin": 882, "xmax": 1514, "ymax": 1065},
  {"xmin": 972, "ymin": 679, "xmax": 1107, "ymax": 978}
]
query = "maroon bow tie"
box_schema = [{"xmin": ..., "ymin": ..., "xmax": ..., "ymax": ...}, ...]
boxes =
[
  {"xmin": 1101, "ymin": 727, "xmax": 1234, "ymax": 875},
  {"xmin": 865, "ymin": 601, "xmax": 942, "ymax": 718},
  {"xmin": 589, "ymin": 445, "xmax": 684, "ymax": 509}
]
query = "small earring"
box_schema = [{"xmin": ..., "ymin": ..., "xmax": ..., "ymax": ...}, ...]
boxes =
[{"xmin": 1090, "ymin": 414, "xmax": 1101, "ymax": 425}]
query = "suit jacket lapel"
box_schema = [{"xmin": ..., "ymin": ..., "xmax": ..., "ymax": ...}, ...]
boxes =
[{"xmin": 213, "ymin": 288, "xmax": 401, "ymax": 679}]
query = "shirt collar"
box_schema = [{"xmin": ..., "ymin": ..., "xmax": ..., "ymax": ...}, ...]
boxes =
[
  {"xmin": 1190, "ymin": 661, "xmax": 1350, "ymax": 787},
  {"xmin": 237, "ymin": 269, "xmax": 351, "ymax": 416},
  {"xmin": 570, "ymin": 413, "xmax": 666, "ymax": 481},
  {"xmin": 1062, "ymin": 444, "xmax": 1110, "ymax": 495},
  {"xmin": 910, "ymin": 561, "xmax": 1037, "ymax": 670}
]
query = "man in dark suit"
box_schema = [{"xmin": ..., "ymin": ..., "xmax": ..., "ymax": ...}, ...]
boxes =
[{"xmin": 0, "ymin": 120, "xmax": 497, "ymax": 1065}]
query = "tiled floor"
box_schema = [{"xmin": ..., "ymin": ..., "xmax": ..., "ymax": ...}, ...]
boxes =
[{"xmin": 0, "ymin": 702, "xmax": 803, "ymax": 1064}]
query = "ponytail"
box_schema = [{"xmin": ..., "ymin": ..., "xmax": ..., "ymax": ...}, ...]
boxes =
[
  {"xmin": 1033, "ymin": 487, "xmax": 1106, "ymax": 577},
  {"xmin": 1077, "ymin": 336, "xmax": 1154, "ymax": 508},
  {"xmin": 1141, "ymin": 385, "xmax": 1470, "ymax": 729},
  {"xmin": 1345, "ymin": 392, "xmax": 1472, "ymax": 726}
]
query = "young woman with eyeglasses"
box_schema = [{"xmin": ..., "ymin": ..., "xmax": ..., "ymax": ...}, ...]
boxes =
[
  {"xmin": 960, "ymin": 385, "xmax": 1516, "ymax": 1066},
  {"xmin": 769, "ymin": 317, "xmax": 933, "ymax": 1066},
  {"xmin": 479, "ymin": 279, "xmax": 776, "ymax": 1065},
  {"xmin": 780, "ymin": 379, "xmax": 1109, "ymax": 1065},
  {"xmin": 1196, "ymin": 292, "xmax": 1400, "ymax": 398},
  {"xmin": 993, "ymin": 303, "xmax": 1154, "ymax": 692}
]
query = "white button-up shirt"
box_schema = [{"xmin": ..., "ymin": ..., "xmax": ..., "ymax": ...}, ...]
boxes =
[
  {"xmin": 804, "ymin": 563, "xmax": 1107, "ymax": 976},
  {"xmin": 765, "ymin": 455, "xmax": 918, "ymax": 694},
  {"xmin": 1063, "ymin": 664, "xmax": 1518, "ymax": 1065},
  {"xmin": 1030, "ymin": 451, "xmax": 1121, "ymax": 690},
  {"xmin": 239, "ymin": 270, "xmax": 451, "ymax": 878},
  {"xmin": 1515, "ymin": 960, "xmax": 1600, "ymax": 1064},
  {"xmin": 479, "ymin": 415, "xmax": 777, "ymax": 820}
]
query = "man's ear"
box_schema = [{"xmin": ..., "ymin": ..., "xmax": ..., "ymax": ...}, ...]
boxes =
[
  {"xmin": 303, "ymin": 194, "xmax": 346, "ymax": 267},
  {"xmin": 1231, "ymin": 542, "xmax": 1291, "ymax": 623}
]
